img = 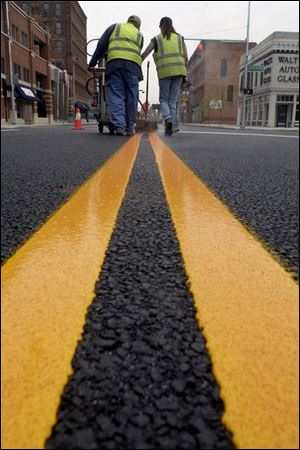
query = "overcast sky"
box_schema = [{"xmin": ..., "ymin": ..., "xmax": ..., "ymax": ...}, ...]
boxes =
[{"xmin": 79, "ymin": 1, "xmax": 299, "ymax": 103}]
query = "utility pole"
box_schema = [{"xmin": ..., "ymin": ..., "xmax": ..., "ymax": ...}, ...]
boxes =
[
  {"xmin": 5, "ymin": 1, "xmax": 17, "ymax": 124},
  {"xmin": 240, "ymin": 1, "xmax": 251, "ymax": 129}
]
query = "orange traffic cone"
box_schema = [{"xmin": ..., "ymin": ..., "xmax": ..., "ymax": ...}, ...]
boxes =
[{"xmin": 72, "ymin": 107, "xmax": 84, "ymax": 130}]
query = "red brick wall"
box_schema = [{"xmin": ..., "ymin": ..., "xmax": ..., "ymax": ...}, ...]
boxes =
[
  {"xmin": 1, "ymin": 3, "xmax": 52, "ymax": 122},
  {"xmin": 14, "ymin": 1, "xmax": 89, "ymax": 104},
  {"xmin": 189, "ymin": 40, "xmax": 256, "ymax": 124}
]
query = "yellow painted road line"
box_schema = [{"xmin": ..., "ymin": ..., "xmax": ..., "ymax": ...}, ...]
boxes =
[
  {"xmin": 149, "ymin": 133, "xmax": 299, "ymax": 450},
  {"xmin": 1, "ymin": 134, "xmax": 141, "ymax": 450}
]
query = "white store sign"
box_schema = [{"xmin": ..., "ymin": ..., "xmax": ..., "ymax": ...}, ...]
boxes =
[{"xmin": 20, "ymin": 87, "xmax": 36, "ymax": 98}]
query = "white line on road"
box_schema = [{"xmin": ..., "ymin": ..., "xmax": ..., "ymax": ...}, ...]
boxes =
[
  {"xmin": 157, "ymin": 130, "xmax": 299, "ymax": 139},
  {"xmin": 1, "ymin": 129, "xmax": 19, "ymax": 132}
]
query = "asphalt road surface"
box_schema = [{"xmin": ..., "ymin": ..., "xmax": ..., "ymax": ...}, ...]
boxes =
[{"xmin": 1, "ymin": 124, "xmax": 299, "ymax": 450}]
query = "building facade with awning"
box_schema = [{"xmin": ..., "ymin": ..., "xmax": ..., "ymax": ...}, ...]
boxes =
[
  {"xmin": 12, "ymin": 84, "xmax": 40, "ymax": 124},
  {"xmin": 1, "ymin": 2, "xmax": 52, "ymax": 125},
  {"xmin": 14, "ymin": 84, "xmax": 39, "ymax": 102}
]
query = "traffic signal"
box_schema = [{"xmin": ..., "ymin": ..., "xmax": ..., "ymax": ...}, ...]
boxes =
[{"xmin": 244, "ymin": 88, "xmax": 253, "ymax": 95}]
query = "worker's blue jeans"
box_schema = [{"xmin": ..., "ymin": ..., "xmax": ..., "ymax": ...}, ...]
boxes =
[
  {"xmin": 159, "ymin": 76, "xmax": 184, "ymax": 125},
  {"xmin": 108, "ymin": 69, "xmax": 139, "ymax": 132}
]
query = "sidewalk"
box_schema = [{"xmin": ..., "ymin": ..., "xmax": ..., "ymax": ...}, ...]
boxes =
[
  {"xmin": 182, "ymin": 122, "xmax": 299, "ymax": 131},
  {"xmin": 1, "ymin": 119, "xmax": 98, "ymax": 129}
]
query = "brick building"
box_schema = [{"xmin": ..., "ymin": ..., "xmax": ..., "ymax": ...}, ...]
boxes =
[
  {"xmin": 1, "ymin": 1, "xmax": 53, "ymax": 124},
  {"xmin": 238, "ymin": 31, "xmax": 299, "ymax": 128},
  {"xmin": 188, "ymin": 39, "xmax": 256, "ymax": 124},
  {"xmin": 14, "ymin": 1, "xmax": 89, "ymax": 114}
]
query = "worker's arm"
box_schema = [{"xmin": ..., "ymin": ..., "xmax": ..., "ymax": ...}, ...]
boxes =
[
  {"xmin": 88, "ymin": 24, "xmax": 116, "ymax": 68},
  {"xmin": 141, "ymin": 41, "xmax": 155, "ymax": 61}
]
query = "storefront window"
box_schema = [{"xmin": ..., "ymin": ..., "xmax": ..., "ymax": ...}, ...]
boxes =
[
  {"xmin": 258, "ymin": 99, "xmax": 263, "ymax": 121},
  {"xmin": 253, "ymin": 103, "xmax": 257, "ymax": 122}
]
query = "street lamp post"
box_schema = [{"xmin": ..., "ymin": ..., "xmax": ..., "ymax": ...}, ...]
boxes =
[{"xmin": 240, "ymin": 1, "xmax": 251, "ymax": 129}]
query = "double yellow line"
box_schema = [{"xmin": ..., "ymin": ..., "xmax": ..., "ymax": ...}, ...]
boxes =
[{"xmin": 1, "ymin": 133, "xmax": 298, "ymax": 449}]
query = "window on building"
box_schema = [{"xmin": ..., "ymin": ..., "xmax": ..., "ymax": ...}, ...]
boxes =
[
  {"xmin": 43, "ymin": 22, "xmax": 50, "ymax": 33},
  {"xmin": 56, "ymin": 3, "xmax": 61, "ymax": 16},
  {"xmin": 21, "ymin": 32, "xmax": 28, "ymax": 48},
  {"xmin": 260, "ymin": 71, "xmax": 263, "ymax": 86},
  {"xmin": 13, "ymin": 63, "xmax": 21, "ymax": 78},
  {"xmin": 1, "ymin": 57, "xmax": 5, "ymax": 74},
  {"xmin": 240, "ymin": 73, "xmax": 245, "ymax": 89},
  {"xmin": 1, "ymin": 3, "xmax": 5, "ymax": 33},
  {"xmin": 56, "ymin": 22, "xmax": 62, "ymax": 35},
  {"xmin": 33, "ymin": 36, "xmax": 47, "ymax": 59},
  {"xmin": 53, "ymin": 61, "xmax": 64, "ymax": 69},
  {"xmin": 220, "ymin": 59, "xmax": 227, "ymax": 78},
  {"xmin": 227, "ymin": 85, "xmax": 233, "ymax": 102},
  {"xmin": 43, "ymin": 3, "xmax": 49, "ymax": 15},
  {"xmin": 55, "ymin": 40, "xmax": 63, "ymax": 52},
  {"xmin": 11, "ymin": 25, "xmax": 19, "ymax": 41},
  {"xmin": 23, "ymin": 68, "xmax": 30, "ymax": 82},
  {"xmin": 247, "ymin": 72, "xmax": 251, "ymax": 88},
  {"xmin": 277, "ymin": 95, "xmax": 294, "ymax": 102},
  {"xmin": 22, "ymin": 3, "xmax": 30, "ymax": 14},
  {"xmin": 36, "ymin": 73, "xmax": 45, "ymax": 90}
]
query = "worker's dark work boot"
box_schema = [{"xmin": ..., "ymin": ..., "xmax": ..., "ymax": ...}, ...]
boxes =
[{"xmin": 164, "ymin": 119, "xmax": 173, "ymax": 136}]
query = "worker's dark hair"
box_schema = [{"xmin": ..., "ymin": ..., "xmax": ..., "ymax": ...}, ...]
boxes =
[{"xmin": 159, "ymin": 17, "xmax": 176, "ymax": 40}]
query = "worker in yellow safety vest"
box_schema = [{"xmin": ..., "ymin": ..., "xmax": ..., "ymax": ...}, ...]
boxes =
[
  {"xmin": 88, "ymin": 15, "xmax": 143, "ymax": 136},
  {"xmin": 142, "ymin": 17, "xmax": 188, "ymax": 136}
]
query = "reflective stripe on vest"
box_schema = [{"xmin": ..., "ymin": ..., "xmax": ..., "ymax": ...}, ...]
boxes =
[
  {"xmin": 107, "ymin": 23, "xmax": 142, "ymax": 66},
  {"xmin": 153, "ymin": 33, "xmax": 187, "ymax": 79}
]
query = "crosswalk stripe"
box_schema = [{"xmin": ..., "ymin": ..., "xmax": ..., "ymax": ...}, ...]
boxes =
[
  {"xmin": 1, "ymin": 134, "xmax": 141, "ymax": 449},
  {"xmin": 149, "ymin": 132, "xmax": 299, "ymax": 450}
]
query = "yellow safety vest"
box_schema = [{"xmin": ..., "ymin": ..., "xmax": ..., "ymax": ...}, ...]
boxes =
[
  {"xmin": 107, "ymin": 23, "xmax": 143, "ymax": 66},
  {"xmin": 153, "ymin": 33, "xmax": 187, "ymax": 79}
]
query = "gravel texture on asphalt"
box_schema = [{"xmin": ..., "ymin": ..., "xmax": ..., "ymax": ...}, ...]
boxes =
[
  {"xmin": 161, "ymin": 132, "xmax": 299, "ymax": 280},
  {"xmin": 46, "ymin": 136, "xmax": 234, "ymax": 450},
  {"xmin": 1, "ymin": 127, "xmax": 126, "ymax": 264}
]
